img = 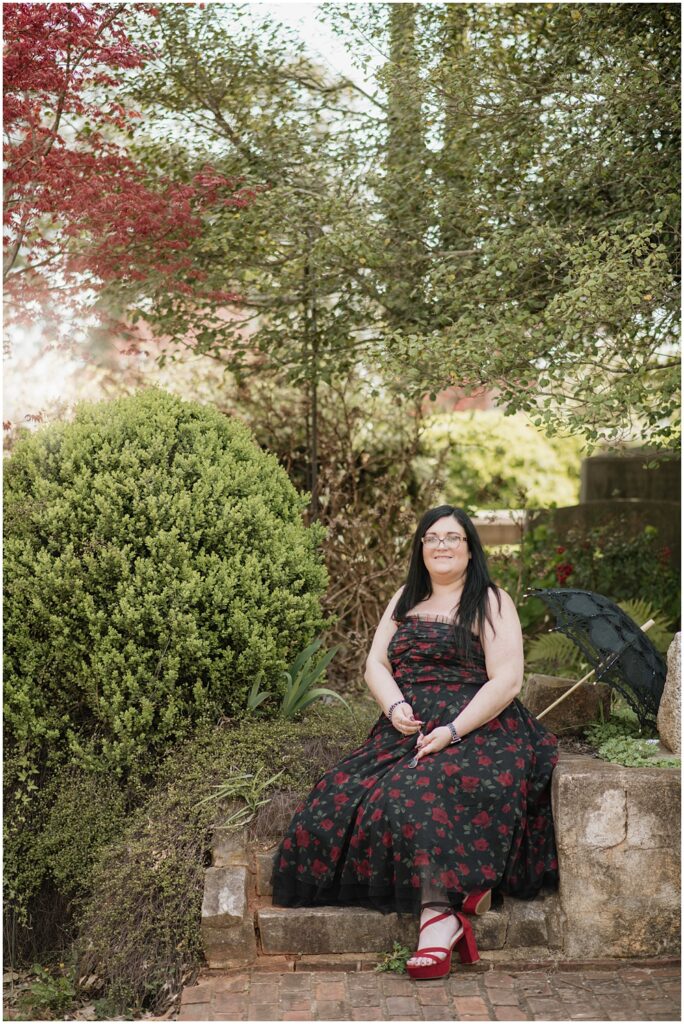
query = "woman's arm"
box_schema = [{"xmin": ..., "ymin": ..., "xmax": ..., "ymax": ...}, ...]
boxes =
[
  {"xmin": 363, "ymin": 586, "xmax": 406, "ymax": 716},
  {"xmin": 451, "ymin": 587, "xmax": 524, "ymax": 737}
]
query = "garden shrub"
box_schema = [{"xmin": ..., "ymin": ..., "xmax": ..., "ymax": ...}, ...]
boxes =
[
  {"xmin": 421, "ymin": 409, "xmax": 583, "ymax": 510},
  {"xmin": 73, "ymin": 701, "xmax": 377, "ymax": 1017},
  {"xmin": 549, "ymin": 520, "xmax": 679, "ymax": 627},
  {"xmin": 4, "ymin": 769, "xmax": 128, "ymax": 965},
  {"xmin": 4, "ymin": 387, "xmax": 330, "ymax": 931},
  {"xmin": 489, "ymin": 518, "xmax": 680, "ymax": 637}
]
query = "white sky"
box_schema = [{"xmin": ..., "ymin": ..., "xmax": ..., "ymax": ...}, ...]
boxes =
[{"xmin": 248, "ymin": 2, "xmax": 373, "ymax": 85}]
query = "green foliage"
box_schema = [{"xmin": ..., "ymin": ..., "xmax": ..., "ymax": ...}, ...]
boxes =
[
  {"xmin": 526, "ymin": 632, "xmax": 586, "ymax": 679},
  {"xmin": 613, "ymin": 599, "xmax": 674, "ymax": 656},
  {"xmin": 4, "ymin": 388, "xmax": 329, "ymax": 928},
  {"xmin": 279, "ymin": 637, "xmax": 352, "ymax": 719},
  {"xmin": 3, "ymin": 768, "xmax": 129, "ymax": 964},
  {"xmin": 491, "ymin": 518, "xmax": 680, "ymax": 638},
  {"xmin": 553, "ymin": 521, "xmax": 680, "ymax": 627},
  {"xmin": 243, "ymin": 636, "xmax": 351, "ymax": 718},
  {"xmin": 585, "ymin": 701, "xmax": 681, "ymax": 770},
  {"xmin": 362, "ymin": 2, "xmax": 680, "ymax": 449},
  {"xmin": 15, "ymin": 963, "xmax": 77, "ymax": 1021},
  {"xmin": 196, "ymin": 766, "xmax": 286, "ymax": 833},
  {"xmin": 72, "ymin": 2, "xmax": 679, "ymax": 454},
  {"xmin": 422, "ymin": 410, "xmax": 583, "ymax": 510},
  {"xmin": 374, "ymin": 940, "xmax": 414, "ymax": 975},
  {"xmin": 35, "ymin": 771, "xmax": 128, "ymax": 911},
  {"xmin": 120, "ymin": 1, "xmax": 378, "ymax": 395},
  {"xmin": 488, "ymin": 522, "xmax": 562, "ymax": 630},
  {"xmin": 73, "ymin": 702, "xmax": 378, "ymax": 1016}
]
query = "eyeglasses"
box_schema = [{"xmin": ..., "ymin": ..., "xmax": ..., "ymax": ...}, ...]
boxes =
[{"xmin": 422, "ymin": 532, "xmax": 468, "ymax": 549}]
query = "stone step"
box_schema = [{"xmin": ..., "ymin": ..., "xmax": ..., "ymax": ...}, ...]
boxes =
[
  {"xmin": 203, "ymin": 835, "xmax": 564, "ymax": 968},
  {"xmin": 256, "ymin": 890, "xmax": 562, "ymax": 958},
  {"xmin": 202, "ymin": 753, "xmax": 681, "ymax": 969}
]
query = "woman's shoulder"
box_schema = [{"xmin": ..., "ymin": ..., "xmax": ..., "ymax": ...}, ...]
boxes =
[
  {"xmin": 483, "ymin": 586, "xmax": 521, "ymax": 634},
  {"xmin": 486, "ymin": 582, "xmax": 514, "ymax": 605},
  {"xmin": 383, "ymin": 584, "xmax": 406, "ymax": 622}
]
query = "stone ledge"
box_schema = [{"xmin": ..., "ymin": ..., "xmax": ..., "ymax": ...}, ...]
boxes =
[
  {"xmin": 505, "ymin": 891, "xmax": 564, "ymax": 950},
  {"xmin": 201, "ymin": 866, "xmax": 257, "ymax": 969},
  {"xmin": 257, "ymin": 903, "xmax": 509, "ymax": 956}
]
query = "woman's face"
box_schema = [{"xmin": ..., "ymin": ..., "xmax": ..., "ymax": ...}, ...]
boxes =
[{"xmin": 421, "ymin": 514, "xmax": 471, "ymax": 582}]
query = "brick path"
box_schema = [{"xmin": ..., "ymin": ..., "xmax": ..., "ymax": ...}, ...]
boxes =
[{"xmin": 174, "ymin": 960, "xmax": 681, "ymax": 1021}]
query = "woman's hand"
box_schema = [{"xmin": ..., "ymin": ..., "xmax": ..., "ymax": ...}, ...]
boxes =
[
  {"xmin": 412, "ymin": 725, "xmax": 452, "ymax": 762},
  {"xmin": 391, "ymin": 704, "xmax": 423, "ymax": 736}
]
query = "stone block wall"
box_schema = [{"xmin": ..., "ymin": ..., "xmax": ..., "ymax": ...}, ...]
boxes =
[{"xmin": 552, "ymin": 757, "xmax": 680, "ymax": 959}]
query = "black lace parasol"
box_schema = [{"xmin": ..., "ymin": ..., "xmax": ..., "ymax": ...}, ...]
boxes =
[{"xmin": 526, "ymin": 587, "xmax": 667, "ymax": 729}]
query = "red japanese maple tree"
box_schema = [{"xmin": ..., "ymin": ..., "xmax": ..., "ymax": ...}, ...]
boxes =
[{"xmin": 3, "ymin": 2, "xmax": 254, "ymax": 327}]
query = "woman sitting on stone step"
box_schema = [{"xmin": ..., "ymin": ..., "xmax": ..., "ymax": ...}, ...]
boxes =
[{"xmin": 270, "ymin": 504, "xmax": 560, "ymax": 980}]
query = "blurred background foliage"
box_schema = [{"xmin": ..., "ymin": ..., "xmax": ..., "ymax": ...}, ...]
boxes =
[{"xmin": 420, "ymin": 410, "xmax": 584, "ymax": 511}]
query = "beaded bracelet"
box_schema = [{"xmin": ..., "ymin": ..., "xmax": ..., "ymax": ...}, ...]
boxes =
[{"xmin": 386, "ymin": 699, "xmax": 410, "ymax": 722}]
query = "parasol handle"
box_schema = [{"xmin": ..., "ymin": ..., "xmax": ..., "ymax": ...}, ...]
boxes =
[{"xmin": 536, "ymin": 619, "xmax": 655, "ymax": 720}]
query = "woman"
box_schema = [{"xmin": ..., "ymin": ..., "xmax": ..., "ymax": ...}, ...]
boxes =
[{"xmin": 270, "ymin": 505, "xmax": 559, "ymax": 979}]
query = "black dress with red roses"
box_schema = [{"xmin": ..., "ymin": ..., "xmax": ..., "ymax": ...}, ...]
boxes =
[{"xmin": 270, "ymin": 614, "xmax": 560, "ymax": 918}]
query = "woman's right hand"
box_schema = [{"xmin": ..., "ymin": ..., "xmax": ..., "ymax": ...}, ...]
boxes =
[{"xmin": 391, "ymin": 704, "xmax": 424, "ymax": 736}]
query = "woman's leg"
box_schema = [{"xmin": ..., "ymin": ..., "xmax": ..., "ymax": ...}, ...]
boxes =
[{"xmin": 406, "ymin": 874, "xmax": 462, "ymax": 969}]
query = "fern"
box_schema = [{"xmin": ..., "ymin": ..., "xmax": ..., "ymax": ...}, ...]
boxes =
[
  {"xmin": 616, "ymin": 599, "xmax": 673, "ymax": 655},
  {"xmin": 526, "ymin": 632, "xmax": 587, "ymax": 677}
]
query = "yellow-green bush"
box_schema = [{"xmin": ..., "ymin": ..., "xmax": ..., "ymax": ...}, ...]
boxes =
[{"xmin": 422, "ymin": 409, "xmax": 583, "ymax": 510}]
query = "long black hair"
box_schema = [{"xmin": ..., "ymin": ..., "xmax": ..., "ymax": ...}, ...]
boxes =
[{"xmin": 393, "ymin": 504, "xmax": 502, "ymax": 662}]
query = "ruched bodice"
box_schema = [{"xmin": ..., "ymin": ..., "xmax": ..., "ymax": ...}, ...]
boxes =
[{"xmin": 389, "ymin": 615, "xmax": 488, "ymax": 687}]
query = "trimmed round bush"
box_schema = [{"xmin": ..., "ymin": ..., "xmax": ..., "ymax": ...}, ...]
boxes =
[{"xmin": 4, "ymin": 388, "xmax": 330, "ymax": 797}]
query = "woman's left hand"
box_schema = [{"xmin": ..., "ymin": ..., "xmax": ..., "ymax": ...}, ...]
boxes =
[{"xmin": 412, "ymin": 726, "xmax": 453, "ymax": 763}]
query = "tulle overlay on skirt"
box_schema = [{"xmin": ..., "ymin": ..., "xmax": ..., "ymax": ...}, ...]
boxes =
[{"xmin": 270, "ymin": 615, "xmax": 560, "ymax": 917}]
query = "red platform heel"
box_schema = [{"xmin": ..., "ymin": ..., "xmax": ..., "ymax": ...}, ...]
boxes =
[
  {"xmin": 461, "ymin": 888, "xmax": 492, "ymax": 916},
  {"xmin": 406, "ymin": 907, "xmax": 480, "ymax": 980}
]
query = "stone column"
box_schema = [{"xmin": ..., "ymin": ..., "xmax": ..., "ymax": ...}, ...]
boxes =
[
  {"xmin": 552, "ymin": 758, "xmax": 680, "ymax": 959},
  {"xmin": 657, "ymin": 632, "xmax": 681, "ymax": 755}
]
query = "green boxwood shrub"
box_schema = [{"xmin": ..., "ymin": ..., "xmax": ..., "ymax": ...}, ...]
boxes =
[
  {"xmin": 4, "ymin": 388, "xmax": 330, "ymax": 929},
  {"xmin": 3, "ymin": 769, "xmax": 129, "ymax": 966}
]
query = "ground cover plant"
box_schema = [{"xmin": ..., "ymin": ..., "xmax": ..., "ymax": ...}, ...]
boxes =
[{"xmin": 6, "ymin": 703, "xmax": 376, "ymax": 1020}]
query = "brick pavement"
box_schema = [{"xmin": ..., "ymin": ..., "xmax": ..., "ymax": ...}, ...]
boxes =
[{"xmin": 173, "ymin": 959, "xmax": 681, "ymax": 1021}]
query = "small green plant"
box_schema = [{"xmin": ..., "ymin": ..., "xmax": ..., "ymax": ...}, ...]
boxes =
[
  {"xmin": 247, "ymin": 669, "xmax": 271, "ymax": 711},
  {"xmin": 195, "ymin": 765, "xmax": 286, "ymax": 831},
  {"xmin": 280, "ymin": 638, "xmax": 354, "ymax": 720},
  {"xmin": 374, "ymin": 940, "xmax": 413, "ymax": 974},
  {"xmin": 584, "ymin": 699, "xmax": 681, "ymax": 769},
  {"xmin": 16, "ymin": 963, "xmax": 76, "ymax": 1020},
  {"xmin": 526, "ymin": 631, "xmax": 587, "ymax": 677}
]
